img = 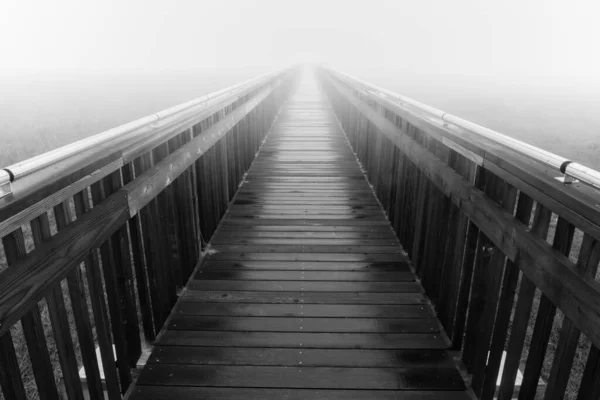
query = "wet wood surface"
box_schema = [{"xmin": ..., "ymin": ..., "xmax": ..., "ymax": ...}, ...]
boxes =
[{"xmin": 131, "ymin": 72, "xmax": 468, "ymax": 399}]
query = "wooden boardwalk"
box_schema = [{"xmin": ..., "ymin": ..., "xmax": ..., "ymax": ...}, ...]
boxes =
[{"xmin": 131, "ymin": 74, "xmax": 469, "ymax": 399}]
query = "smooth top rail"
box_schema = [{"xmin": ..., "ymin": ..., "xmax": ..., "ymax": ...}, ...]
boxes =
[
  {"xmin": 0, "ymin": 68, "xmax": 286, "ymax": 198},
  {"xmin": 325, "ymin": 67, "xmax": 600, "ymax": 190}
]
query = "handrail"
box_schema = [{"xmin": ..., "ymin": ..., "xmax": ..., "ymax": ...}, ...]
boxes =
[
  {"xmin": 0, "ymin": 68, "xmax": 287, "ymax": 198},
  {"xmin": 325, "ymin": 67, "xmax": 600, "ymax": 190}
]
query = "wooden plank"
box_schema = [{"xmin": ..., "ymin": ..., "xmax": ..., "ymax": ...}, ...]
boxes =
[
  {"xmin": 157, "ymin": 331, "xmax": 448, "ymax": 349},
  {"xmin": 195, "ymin": 270, "xmax": 414, "ymax": 281},
  {"xmin": 137, "ymin": 364, "xmax": 465, "ymax": 390},
  {"xmin": 147, "ymin": 346, "xmax": 453, "ymax": 367},
  {"xmin": 200, "ymin": 260, "xmax": 410, "ymax": 271},
  {"xmin": 130, "ymin": 387, "xmax": 471, "ymax": 400},
  {"xmin": 210, "ymin": 238, "xmax": 399, "ymax": 246},
  {"xmin": 206, "ymin": 252, "xmax": 407, "ymax": 262},
  {"xmin": 188, "ymin": 280, "xmax": 422, "ymax": 293},
  {"xmin": 216, "ymin": 224, "xmax": 393, "ymax": 232},
  {"xmin": 174, "ymin": 303, "xmax": 432, "ymax": 318},
  {"xmin": 213, "ymin": 228, "xmax": 396, "ymax": 239},
  {"xmin": 167, "ymin": 316, "xmax": 439, "ymax": 333},
  {"xmin": 180, "ymin": 290, "xmax": 426, "ymax": 304}
]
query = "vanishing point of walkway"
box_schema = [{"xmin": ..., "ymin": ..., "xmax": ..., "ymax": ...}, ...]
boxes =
[{"xmin": 130, "ymin": 74, "xmax": 469, "ymax": 399}]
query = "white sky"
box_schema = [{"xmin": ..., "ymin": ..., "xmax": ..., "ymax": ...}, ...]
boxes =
[{"xmin": 1, "ymin": 0, "xmax": 600, "ymax": 83}]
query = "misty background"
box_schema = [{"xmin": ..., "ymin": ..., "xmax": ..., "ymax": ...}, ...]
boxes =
[{"xmin": 1, "ymin": 0, "xmax": 599, "ymax": 168}]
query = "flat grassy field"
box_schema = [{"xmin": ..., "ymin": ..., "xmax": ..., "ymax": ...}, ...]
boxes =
[{"xmin": 1, "ymin": 72, "xmax": 598, "ymax": 399}]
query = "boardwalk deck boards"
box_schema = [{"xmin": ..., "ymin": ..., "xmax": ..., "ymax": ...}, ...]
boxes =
[{"xmin": 131, "ymin": 73, "xmax": 469, "ymax": 399}]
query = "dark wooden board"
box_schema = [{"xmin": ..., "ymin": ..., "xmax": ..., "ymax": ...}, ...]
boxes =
[
  {"xmin": 210, "ymin": 238, "xmax": 399, "ymax": 246},
  {"xmin": 206, "ymin": 252, "xmax": 408, "ymax": 262},
  {"xmin": 194, "ymin": 270, "xmax": 414, "ymax": 281},
  {"xmin": 167, "ymin": 316, "xmax": 439, "ymax": 333},
  {"xmin": 148, "ymin": 346, "xmax": 452, "ymax": 367},
  {"xmin": 137, "ymin": 364, "xmax": 465, "ymax": 390},
  {"xmin": 200, "ymin": 260, "xmax": 411, "ymax": 271},
  {"xmin": 174, "ymin": 303, "xmax": 432, "ymax": 318},
  {"xmin": 130, "ymin": 387, "xmax": 471, "ymax": 400},
  {"xmin": 157, "ymin": 331, "xmax": 449, "ymax": 349},
  {"xmin": 187, "ymin": 280, "xmax": 422, "ymax": 293},
  {"xmin": 180, "ymin": 290, "xmax": 427, "ymax": 304}
]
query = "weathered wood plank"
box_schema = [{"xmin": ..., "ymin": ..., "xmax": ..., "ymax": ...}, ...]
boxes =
[
  {"xmin": 130, "ymin": 387, "xmax": 471, "ymax": 400},
  {"xmin": 174, "ymin": 303, "xmax": 431, "ymax": 318},
  {"xmin": 180, "ymin": 290, "xmax": 427, "ymax": 304},
  {"xmin": 137, "ymin": 364, "xmax": 465, "ymax": 390}
]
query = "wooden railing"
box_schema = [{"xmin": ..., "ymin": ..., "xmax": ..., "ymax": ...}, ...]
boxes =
[
  {"xmin": 318, "ymin": 67, "xmax": 600, "ymax": 400},
  {"xmin": 0, "ymin": 67, "xmax": 298, "ymax": 400}
]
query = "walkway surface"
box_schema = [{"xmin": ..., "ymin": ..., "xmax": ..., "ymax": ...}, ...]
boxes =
[{"xmin": 130, "ymin": 73, "xmax": 470, "ymax": 399}]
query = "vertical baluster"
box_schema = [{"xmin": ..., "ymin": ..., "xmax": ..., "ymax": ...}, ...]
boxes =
[
  {"xmin": 467, "ymin": 176, "xmax": 518, "ymax": 394},
  {"xmin": 133, "ymin": 152, "xmax": 169, "ymax": 333},
  {"xmin": 497, "ymin": 204, "xmax": 552, "ymax": 400},
  {"xmin": 53, "ymin": 201, "xmax": 104, "ymax": 400},
  {"xmin": 121, "ymin": 163, "xmax": 155, "ymax": 341},
  {"xmin": 89, "ymin": 178, "xmax": 133, "ymax": 391},
  {"xmin": 451, "ymin": 162, "xmax": 482, "ymax": 350},
  {"xmin": 2, "ymin": 229, "xmax": 60, "ymax": 400},
  {"xmin": 30, "ymin": 214, "xmax": 85, "ymax": 400},
  {"xmin": 542, "ymin": 234, "xmax": 599, "ymax": 400},
  {"xmin": 481, "ymin": 191, "xmax": 534, "ymax": 399},
  {"xmin": 72, "ymin": 190, "xmax": 122, "ymax": 400},
  {"xmin": 152, "ymin": 144, "xmax": 179, "ymax": 307},
  {"xmin": 519, "ymin": 216, "xmax": 575, "ymax": 400},
  {"xmin": 0, "ymin": 331, "xmax": 26, "ymax": 400},
  {"xmin": 578, "ymin": 344, "xmax": 600, "ymax": 400}
]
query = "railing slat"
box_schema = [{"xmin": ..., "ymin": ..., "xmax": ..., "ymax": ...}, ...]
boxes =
[
  {"xmin": 72, "ymin": 190, "xmax": 122, "ymax": 400},
  {"xmin": 54, "ymin": 201, "xmax": 105, "ymax": 400},
  {"xmin": 121, "ymin": 163, "xmax": 155, "ymax": 341},
  {"xmin": 133, "ymin": 152, "xmax": 169, "ymax": 332},
  {"xmin": 519, "ymin": 216, "xmax": 575, "ymax": 399},
  {"xmin": 578, "ymin": 345, "xmax": 600, "ymax": 400},
  {"xmin": 2, "ymin": 229, "xmax": 60, "ymax": 400},
  {"xmin": 481, "ymin": 191, "xmax": 535, "ymax": 399},
  {"xmin": 543, "ymin": 234, "xmax": 600, "ymax": 400},
  {"xmin": 89, "ymin": 179, "xmax": 133, "ymax": 392},
  {"xmin": 496, "ymin": 204, "xmax": 552, "ymax": 399},
  {"xmin": 0, "ymin": 331, "xmax": 27, "ymax": 400}
]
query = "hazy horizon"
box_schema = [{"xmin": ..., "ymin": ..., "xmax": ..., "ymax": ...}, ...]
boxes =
[{"xmin": 1, "ymin": 0, "xmax": 599, "ymax": 169}]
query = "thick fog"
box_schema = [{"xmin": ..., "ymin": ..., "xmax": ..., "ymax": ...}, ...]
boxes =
[
  {"xmin": 2, "ymin": 0, "xmax": 599, "ymax": 82},
  {"xmin": 1, "ymin": 0, "xmax": 599, "ymax": 167}
]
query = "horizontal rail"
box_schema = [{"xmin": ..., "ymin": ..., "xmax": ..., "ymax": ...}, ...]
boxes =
[
  {"xmin": 326, "ymin": 67, "xmax": 600, "ymax": 190},
  {"xmin": 0, "ymin": 68, "xmax": 286, "ymax": 198}
]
